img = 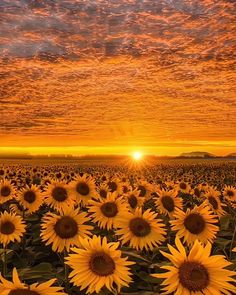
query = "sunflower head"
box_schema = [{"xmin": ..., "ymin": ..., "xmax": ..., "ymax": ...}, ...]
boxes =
[
  {"xmin": 66, "ymin": 236, "xmax": 134, "ymax": 294},
  {"xmin": 152, "ymin": 236, "xmax": 236, "ymax": 295}
]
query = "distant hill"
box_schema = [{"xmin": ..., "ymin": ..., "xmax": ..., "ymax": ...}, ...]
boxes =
[
  {"xmin": 225, "ymin": 153, "xmax": 236, "ymax": 158},
  {"xmin": 177, "ymin": 151, "xmax": 216, "ymax": 158}
]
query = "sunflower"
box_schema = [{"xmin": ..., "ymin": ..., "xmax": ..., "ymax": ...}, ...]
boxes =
[
  {"xmin": 106, "ymin": 177, "xmax": 123, "ymax": 194},
  {"xmin": 154, "ymin": 189, "xmax": 183, "ymax": 217},
  {"xmin": 0, "ymin": 179, "xmax": 16, "ymax": 205},
  {"xmin": 125, "ymin": 189, "xmax": 144, "ymax": 211},
  {"xmin": 0, "ymin": 168, "xmax": 6, "ymax": 179},
  {"xmin": 136, "ymin": 180, "xmax": 152, "ymax": 200},
  {"xmin": 204, "ymin": 187, "xmax": 226, "ymax": 217},
  {"xmin": 0, "ymin": 211, "xmax": 26, "ymax": 247},
  {"xmin": 17, "ymin": 185, "xmax": 43, "ymax": 214},
  {"xmin": 43, "ymin": 180, "xmax": 75, "ymax": 213},
  {"xmin": 65, "ymin": 235, "xmax": 134, "ymax": 294},
  {"xmin": 171, "ymin": 202, "xmax": 219, "ymax": 245},
  {"xmin": 0, "ymin": 267, "xmax": 67, "ymax": 295},
  {"xmin": 177, "ymin": 181, "xmax": 191, "ymax": 194},
  {"xmin": 88, "ymin": 192, "xmax": 128, "ymax": 230},
  {"xmin": 116, "ymin": 207, "xmax": 166, "ymax": 250},
  {"xmin": 41, "ymin": 206, "xmax": 93, "ymax": 252},
  {"xmin": 97, "ymin": 183, "xmax": 110, "ymax": 199},
  {"xmin": 152, "ymin": 236, "xmax": 236, "ymax": 295},
  {"xmin": 223, "ymin": 185, "xmax": 236, "ymax": 203},
  {"xmin": 71, "ymin": 174, "xmax": 97, "ymax": 205}
]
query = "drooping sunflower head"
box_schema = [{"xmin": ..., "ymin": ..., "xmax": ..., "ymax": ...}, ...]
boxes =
[
  {"xmin": 65, "ymin": 235, "xmax": 134, "ymax": 294},
  {"xmin": 0, "ymin": 268, "xmax": 67, "ymax": 295},
  {"xmin": 171, "ymin": 202, "xmax": 219, "ymax": 245},
  {"xmin": 154, "ymin": 189, "xmax": 183, "ymax": 217},
  {"xmin": 17, "ymin": 185, "xmax": 43, "ymax": 214},
  {"xmin": 0, "ymin": 211, "xmax": 26, "ymax": 247},
  {"xmin": 116, "ymin": 207, "xmax": 166, "ymax": 250},
  {"xmin": 152, "ymin": 236, "xmax": 236, "ymax": 295},
  {"xmin": 40, "ymin": 206, "xmax": 93, "ymax": 252},
  {"xmin": 88, "ymin": 192, "xmax": 128, "ymax": 230},
  {"xmin": 0, "ymin": 179, "xmax": 16, "ymax": 205},
  {"xmin": 44, "ymin": 180, "xmax": 75, "ymax": 213}
]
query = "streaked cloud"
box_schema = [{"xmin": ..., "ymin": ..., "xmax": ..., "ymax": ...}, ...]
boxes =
[{"xmin": 0, "ymin": 0, "xmax": 235, "ymax": 154}]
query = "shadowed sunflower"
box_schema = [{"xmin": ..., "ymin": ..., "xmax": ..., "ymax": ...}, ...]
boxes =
[
  {"xmin": 43, "ymin": 180, "xmax": 75, "ymax": 213},
  {"xmin": 17, "ymin": 185, "xmax": 43, "ymax": 214},
  {"xmin": 88, "ymin": 192, "xmax": 128, "ymax": 230},
  {"xmin": 136, "ymin": 180, "xmax": 152, "ymax": 200},
  {"xmin": 204, "ymin": 187, "xmax": 226, "ymax": 217},
  {"xmin": 171, "ymin": 202, "xmax": 219, "ymax": 245},
  {"xmin": 41, "ymin": 206, "xmax": 93, "ymax": 252},
  {"xmin": 176, "ymin": 181, "xmax": 191, "ymax": 194},
  {"xmin": 106, "ymin": 177, "xmax": 123, "ymax": 194},
  {"xmin": 223, "ymin": 186, "xmax": 236, "ymax": 209},
  {"xmin": 97, "ymin": 183, "xmax": 110, "ymax": 199},
  {"xmin": 116, "ymin": 208, "xmax": 166, "ymax": 250},
  {"xmin": 152, "ymin": 236, "xmax": 236, "ymax": 295},
  {"xmin": 71, "ymin": 174, "xmax": 97, "ymax": 205},
  {"xmin": 0, "ymin": 179, "xmax": 16, "ymax": 205},
  {"xmin": 125, "ymin": 189, "xmax": 144, "ymax": 211},
  {"xmin": 0, "ymin": 211, "xmax": 26, "ymax": 247},
  {"xmin": 154, "ymin": 189, "xmax": 183, "ymax": 217},
  {"xmin": 65, "ymin": 235, "xmax": 134, "ymax": 294},
  {"xmin": 0, "ymin": 267, "xmax": 67, "ymax": 295}
]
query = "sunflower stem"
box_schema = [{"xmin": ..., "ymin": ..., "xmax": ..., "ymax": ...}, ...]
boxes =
[
  {"xmin": 64, "ymin": 250, "xmax": 70, "ymax": 294},
  {"xmin": 22, "ymin": 209, "xmax": 26, "ymax": 255},
  {"xmin": 229, "ymin": 216, "xmax": 236, "ymax": 259},
  {"xmin": 3, "ymin": 247, "xmax": 7, "ymax": 277}
]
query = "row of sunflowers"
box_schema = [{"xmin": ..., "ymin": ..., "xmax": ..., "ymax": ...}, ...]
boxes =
[{"xmin": 0, "ymin": 162, "xmax": 236, "ymax": 294}]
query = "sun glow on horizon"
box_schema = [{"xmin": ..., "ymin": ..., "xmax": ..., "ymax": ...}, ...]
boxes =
[{"xmin": 132, "ymin": 151, "xmax": 143, "ymax": 161}]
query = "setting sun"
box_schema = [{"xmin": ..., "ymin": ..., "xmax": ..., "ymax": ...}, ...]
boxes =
[{"xmin": 132, "ymin": 151, "xmax": 143, "ymax": 161}]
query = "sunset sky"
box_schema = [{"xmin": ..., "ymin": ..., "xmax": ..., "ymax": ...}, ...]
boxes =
[{"xmin": 0, "ymin": 0, "xmax": 236, "ymax": 156}]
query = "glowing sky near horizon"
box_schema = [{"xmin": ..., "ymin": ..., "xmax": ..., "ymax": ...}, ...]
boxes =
[{"xmin": 0, "ymin": 0, "xmax": 236, "ymax": 155}]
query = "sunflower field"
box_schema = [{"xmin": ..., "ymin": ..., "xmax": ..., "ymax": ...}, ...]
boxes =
[{"xmin": 0, "ymin": 160, "xmax": 236, "ymax": 295}]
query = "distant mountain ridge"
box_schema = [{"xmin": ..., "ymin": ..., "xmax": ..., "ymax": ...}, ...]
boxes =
[{"xmin": 178, "ymin": 151, "xmax": 216, "ymax": 158}]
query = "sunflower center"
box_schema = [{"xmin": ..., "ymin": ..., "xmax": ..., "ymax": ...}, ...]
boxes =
[
  {"xmin": 128, "ymin": 195, "xmax": 138, "ymax": 209},
  {"xmin": 9, "ymin": 290, "xmax": 40, "ymax": 295},
  {"xmin": 161, "ymin": 196, "xmax": 175, "ymax": 212},
  {"xmin": 129, "ymin": 217, "xmax": 151, "ymax": 237},
  {"xmin": 99, "ymin": 189, "xmax": 107, "ymax": 198},
  {"xmin": 89, "ymin": 252, "xmax": 115, "ymax": 276},
  {"xmin": 179, "ymin": 261, "xmax": 209, "ymax": 291},
  {"xmin": 52, "ymin": 186, "xmax": 68, "ymax": 202},
  {"xmin": 138, "ymin": 185, "xmax": 146, "ymax": 197},
  {"xmin": 1, "ymin": 186, "xmax": 11, "ymax": 197},
  {"xmin": 227, "ymin": 190, "xmax": 234, "ymax": 197},
  {"xmin": 23, "ymin": 191, "xmax": 36, "ymax": 204},
  {"xmin": 0, "ymin": 169, "xmax": 4, "ymax": 176},
  {"xmin": 100, "ymin": 202, "xmax": 118, "ymax": 217},
  {"xmin": 0, "ymin": 221, "xmax": 15, "ymax": 235},
  {"xmin": 194, "ymin": 188, "xmax": 201, "ymax": 198},
  {"xmin": 208, "ymin": 196, "xmax": 218, "ymax": 210},
  {"xmin": 76, "ymin": 182, "xmax": 89, "ymax": 196},
  {"xmin": 54, "ymin": 216, "xmax": 78, "ymax": 239},
  {"xmin": 180, "ymin": 183, "xmax": 187, "ymax": 190},
  {"xmin": 108, "ymin": 181, "xmax": 117, "ymax": 192},
  {"xmin": 184, "ymin": 213, "xmax": 205, "ymax": 234},
  {"xmin": 123, "ymin": 186, "xmax": 128, "ymax": 193}
]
